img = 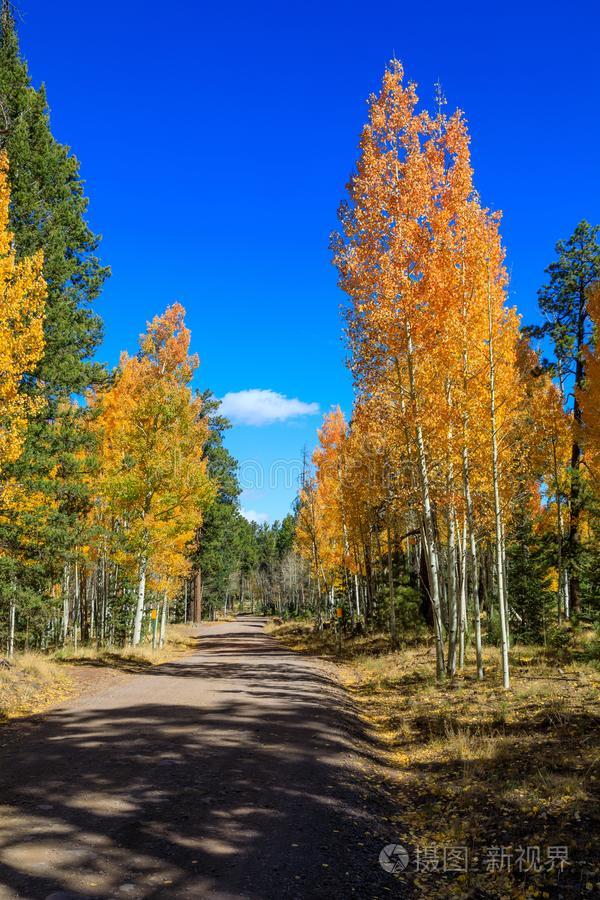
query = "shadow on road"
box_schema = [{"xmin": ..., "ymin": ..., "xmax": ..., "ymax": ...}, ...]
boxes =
[{"xmin": 0, "ymin": 618, "xmax": 397, "ymax": 899}]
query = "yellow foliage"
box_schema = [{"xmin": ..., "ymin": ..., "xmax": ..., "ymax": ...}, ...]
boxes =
[
  {"xmin": 89, "ymin": 303, "xmax": 215, "ymax": 587},
  {"xmin": 0, "ymin": 153, "xmax": 46, "ymax": 473}
]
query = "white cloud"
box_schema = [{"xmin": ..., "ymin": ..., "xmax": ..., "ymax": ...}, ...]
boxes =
[
  {"xmin": 219, "ymin": 389, "xmax": 319, "ymax": 426},
  {"xmin": 241, "ymin": 508, "xmax": 270, "ymax": 525}
]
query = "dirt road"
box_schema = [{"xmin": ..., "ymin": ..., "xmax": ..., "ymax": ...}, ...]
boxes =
[{"xmin": 0, "ymin": 618, "xmax": 398, "ymax": 899}]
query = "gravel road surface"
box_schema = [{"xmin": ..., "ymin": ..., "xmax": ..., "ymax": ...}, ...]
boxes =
[{"xmin": 0, "ymin": 617, "xmax": 401, "ymax": 899}]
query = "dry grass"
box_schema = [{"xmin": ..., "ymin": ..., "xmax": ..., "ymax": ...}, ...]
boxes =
[
  {"xmin": 1, "ymin": 624, "xmax": 199, "ymax": 722},
  {"xmin": 0, "ymin": 652, "xmax": 73, "ymax": 720},
  {"xmin": 54, "ymin": 623, "xmax": 199, "ymax": 670},
  {"xmin": 272, "ymin": 620, "xmax": 600, "ymax": 898}
]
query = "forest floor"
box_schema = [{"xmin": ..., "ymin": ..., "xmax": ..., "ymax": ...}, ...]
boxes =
[
  {"xmin": 271, "ymin": 619, "xmax": 600, "ymax": 899},
  {"xmin": 0, "ymin": 625, "xmax": 201, "ymax": 722}
]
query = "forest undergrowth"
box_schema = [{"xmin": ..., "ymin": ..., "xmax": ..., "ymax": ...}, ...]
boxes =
[{"xmin": 272, "ymin": 620, "xmax": 600, "ymax": 898}]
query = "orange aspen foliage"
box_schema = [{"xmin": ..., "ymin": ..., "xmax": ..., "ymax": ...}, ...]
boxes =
[
  {"xmin": 311, "ymin": 408, "xmax": 350, "ymax": 576},
  {"xmin": 91, "ymin": 303, "xmax": 215, "ymax": 644},
  {"xmin": 325, "ymin": 60, "xmax": 534, "ymax": 685},
  {"xmin": 296, "ymin": 409, "xmax": 355, "ymax": 607}
]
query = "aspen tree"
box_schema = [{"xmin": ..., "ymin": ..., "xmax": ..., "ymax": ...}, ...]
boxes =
[
  {"xmin": 486, "ymin": 263, "xmax": 511, "ymax": 689},
  {"xmin": 92, "ymin": 304, "xmax": 213, "ymax": 645},
  {"xmin": 333, "ymin": 62, "xmax": 482, "ymax": 677},
  {"xmin": 327, "ymin": 60, "xmax": 536, "ymax": 683}
]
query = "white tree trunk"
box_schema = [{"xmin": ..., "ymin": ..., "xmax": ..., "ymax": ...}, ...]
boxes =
[
  {"xmin": 74, "ymin": 560, "xmax": 80, "ymax": 651},
  {"xmin": 487, "ymin": 276, "xmax": 510, "ymax": 690},
  {"xmin": 458, "ymin": 514, "xmax": 467, "ymax": 670},
  {"xmin": 62, "ymin": 564, "xmax": 70, "ymax": 646},
  {"xmin": 132, "ymin": 555, "xmax": 148, "ymax": 646},
  {"xmin": 8, "ymin": 601, "xmax": 16, "ymax": 657},
  {"xmin": 446, "ymin": 510, "xmax": 458, "ymax": 676},
  {"xmin": 406, "ymin": 324, "xmax": 445, "ymax": 678},
  {"xmin": 461, "ymin": 445, "xmax": 483, "ymax": 678},
  {"xmin": 445, "ymin": 379, "xmax": 458, "ymax": 677},
  {"xmin": 500, "ymin": 519, "xmax": 510, "ymax": 648},
  {"xmin": 460, "ymin": 292, "xmax": 484, "ymax": 679}
]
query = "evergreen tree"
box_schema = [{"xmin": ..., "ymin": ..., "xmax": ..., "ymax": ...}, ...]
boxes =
[
  {"xmin": 507, "ymin": 509, "xmax": 554, "ymax": 643},
  {"xmin": 0, "ymin": 2, "xmax": 107, "ymax": 394},
  {"xmin": 276, "ymin": 513, "xmax": 296, "ymax": 558},
  {"xmin": 194, "ymin": 392, "xmax": 245, "ymax": 616},
  {"xmin": 528, "ymin": 221, "xmax": 600, "ymax": 613},
  {"xmin": 0, "ymin": 3, "xmax": 108, "ymax": 624}
]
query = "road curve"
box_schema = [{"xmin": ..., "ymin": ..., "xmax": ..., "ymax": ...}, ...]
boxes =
[{"xmin": 0, "ymin": 617, "xmax": 397, "ymax": 899}]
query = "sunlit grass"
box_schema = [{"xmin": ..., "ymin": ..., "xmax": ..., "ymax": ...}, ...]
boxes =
[
  {"xmin": 0, "ymin": 652, "xmax": 72, "ymax": 720},
  {"xmin": 54, "ymin": 623, "xmax": 198, "ymax": 666}
]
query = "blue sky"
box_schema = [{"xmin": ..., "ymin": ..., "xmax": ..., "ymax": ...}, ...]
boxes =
[{"xmin": 17, "ymin": 0, "xmax": 600, "ymax": 523}]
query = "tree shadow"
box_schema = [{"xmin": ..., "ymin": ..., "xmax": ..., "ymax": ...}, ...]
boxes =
[
  {"xmin": 0, "ymin": 618, "xmax": 401, "ymax": 899},
  {"xmin": 384, "ymin": 704, "xmax": 599, "ymax": 896},
  {"xmin": 55, "ymin": 655, "xmax": 166, "ymax": 676}
]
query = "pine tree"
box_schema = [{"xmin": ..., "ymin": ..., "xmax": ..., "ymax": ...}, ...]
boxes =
[
  {"xmin": 528, "ymin": 222, "xmax": 600, "ymax": 613},
  {"xmin": 578, "ymin": 284, "xmax": 600, "ymax": 613},
  {"xmin": 0, "ymin": 3, "xmax": 109, "ymax": 625},
  {"xmin": 276, "ymin": 514, "xmax": 296, "ymax": 558},
  {"xmin": 0, "ymin": 3, "xmax": 107, "ymax": 394},
  {"xmin": 580, "ymin": 285, "xmax": 600, "ymax": 473},
  {"xmin": 192, "ymin": 391, "xmax": 245, "ymax": 618},
  {"xmin": 0, "ymin": 151, "xmax": 46, "ymax": 653},
  {"xmin": 507, "ymin": 502, "xmax": 554, "ymax": 644}
]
